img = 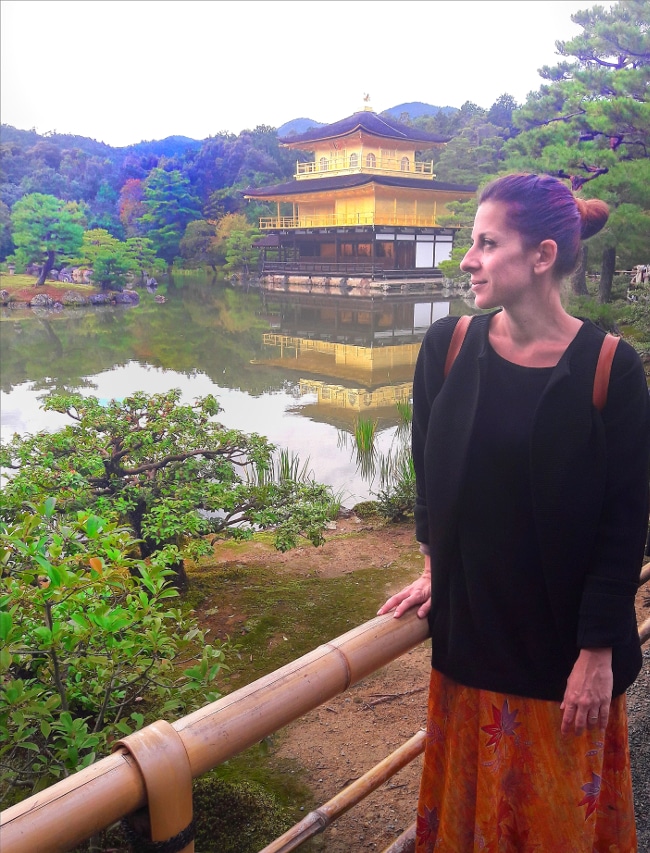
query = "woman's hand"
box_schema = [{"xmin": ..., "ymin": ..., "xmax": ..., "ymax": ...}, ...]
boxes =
[
  {"xmin": 377, "ymin": 558, "xmax": 432, "ymax": 619},
  {"xmin": 560, "ymin": 647, "xmax": 613, "ymax": 736}
]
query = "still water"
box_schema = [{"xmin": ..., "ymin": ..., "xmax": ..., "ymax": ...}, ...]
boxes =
[{"xmin": 0, "ymin": 275, "xmax": 469, "ymax": 507}]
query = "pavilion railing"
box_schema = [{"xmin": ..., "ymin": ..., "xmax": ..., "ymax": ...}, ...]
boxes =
[
  {"xmin": 294, "ymin": 158, "xmax": 435, "ymax": 179},
  {"xmin": 2, "ymin": 561, "xmax": 649, "ymax": 853},
  {"xmin": 259, "ymin": 261, "xmax": 444, "ymax": 280},
  {"xmin": 257, "ymin": 214, "xmax": 445, "ymax": 229}
]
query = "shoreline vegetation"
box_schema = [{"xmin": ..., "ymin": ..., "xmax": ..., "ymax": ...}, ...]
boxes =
[
  {"xmin": 0, "ymin": 272, "xmax": 139, "ymax": 309},
  {"xmin": 2, "ymin": 270, "xmax": 648, "ymax": 361}
]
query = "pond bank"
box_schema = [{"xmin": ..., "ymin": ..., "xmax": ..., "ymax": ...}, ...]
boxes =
[{"xmin": 0, "ymin": 274, "xmax": 142, "ymax": 310}]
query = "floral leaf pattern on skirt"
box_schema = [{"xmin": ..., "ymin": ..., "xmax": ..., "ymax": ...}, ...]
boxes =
[
  {"xmin": 578, "ymin": 772, "xmax": 601, "ymax": 820},
  {"xmin": 481, "ymin": 699, "xmax": 521, "ymax": 751},
  {"xmin": 415, "ymin": 668, "xmax": 637, "ymax": 852}
]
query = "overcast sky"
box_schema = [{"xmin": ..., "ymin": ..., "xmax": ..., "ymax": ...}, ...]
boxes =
[{"xmin": 1, "ymin": 0, "xmax": 607, "ymax": 148}]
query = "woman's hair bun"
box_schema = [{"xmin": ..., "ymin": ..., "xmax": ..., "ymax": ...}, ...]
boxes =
[{"xmin": 575, "ymin": 197, "xmax": 610, "ymax": 240}]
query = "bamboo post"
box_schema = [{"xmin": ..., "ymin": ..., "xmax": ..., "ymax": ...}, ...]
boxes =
[
  {"xmin": 1, "ymin": 611, "xmax": 430, "ymax": 853},
  {"xmin": 258, "ymin": 730, "xmax": 426, "ymax": 853}
]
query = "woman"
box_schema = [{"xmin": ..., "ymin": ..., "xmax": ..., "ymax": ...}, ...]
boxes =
[{"xmin": 378, "ymin": 173, "xmax": 650, "ymax": 851}]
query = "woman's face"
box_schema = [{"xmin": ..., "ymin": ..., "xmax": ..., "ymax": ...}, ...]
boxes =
[{"xmin": 460, "ymin": 201, "xmax": 540, "ymax": 311}]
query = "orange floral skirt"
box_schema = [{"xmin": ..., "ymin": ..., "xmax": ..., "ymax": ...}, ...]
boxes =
[{"xmin": 416, "ymin": 668, "xmax": 637, "ymax": 852}]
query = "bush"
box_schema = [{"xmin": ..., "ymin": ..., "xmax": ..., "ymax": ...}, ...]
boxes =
[
  {"xmin": 0, "ymin": 390, "xmax": 340, "ymax": 590},
  {"xmin": 0, "ymin": 499, "xmax": 225, "ymax": 803}
]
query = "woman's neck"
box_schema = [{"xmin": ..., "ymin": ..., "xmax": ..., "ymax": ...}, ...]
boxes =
[{"xmin": 488, "ymin": 302, "xmax": 583, "ymax": 368}]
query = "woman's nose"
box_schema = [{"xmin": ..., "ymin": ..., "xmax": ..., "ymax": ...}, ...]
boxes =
[{"xmin": 460, "ymin": 247, "xmax": 477, "ymax": 272}]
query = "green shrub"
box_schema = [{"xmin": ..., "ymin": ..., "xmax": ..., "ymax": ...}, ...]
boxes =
[{"xmin": 0, "ymin": 499, "xmax": 225, "ymax": 803}]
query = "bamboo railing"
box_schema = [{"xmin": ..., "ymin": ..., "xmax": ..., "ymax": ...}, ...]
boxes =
[
  {"xmin": 1, "ymin": 610, "xmax": 430, "ymax": 853},
  {"xmin": 2, "ymin": 560, "xmax": 649, "ymax": 853}
]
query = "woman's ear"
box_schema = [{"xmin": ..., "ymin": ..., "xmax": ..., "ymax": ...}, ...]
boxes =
[{"xmin": 533, "ymin": 239, "xmax": 558, "ymax": 274}]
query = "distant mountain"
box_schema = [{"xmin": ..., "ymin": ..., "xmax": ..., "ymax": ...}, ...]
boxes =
[
  {"xmin": 381, "ymin": 102, "xmax": 458, "ymax": 120},
  {"xmin": 276, "ymin": 118, "xmax": 326, "ymax": 137},
  {"xmin": 276, "ymin": 103, "xmax": 459, "ymax": 137},
  {"xmin": 124, "ymin": 135, "xmax": 204, "ymax": 157},
  {"xmin": 0, "ymin": 124, "xmax": 116, "ymax": 158},
  {"xmin": 0, "ymin": 125, "xmax": 205, "ymax": 161}
]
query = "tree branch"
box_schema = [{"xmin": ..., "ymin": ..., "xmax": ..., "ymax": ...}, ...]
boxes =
[{"xmin": 118, "ymin": 446, "xmax": 244, "ymax": 476}]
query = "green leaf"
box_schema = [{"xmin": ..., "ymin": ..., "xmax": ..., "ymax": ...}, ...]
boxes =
[
  {"xmin": 0, "ymin": 610, "xmax": 12, "ymax": 641},
  {"xmin": 0, "ymin": 647, "xmax": 12, "ymax": 671},
  {"xmin": 43, "ymin": 497, "xmax": 57, "ymax": 518},
  {"xmin": 84, "ymin": 515, "xmax": 103, "ymax": 539}
]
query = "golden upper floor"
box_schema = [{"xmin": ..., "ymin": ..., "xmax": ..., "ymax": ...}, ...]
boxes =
[{"xmin": 280, "ymin": 109, "xmax": 448, "ymax": 182}]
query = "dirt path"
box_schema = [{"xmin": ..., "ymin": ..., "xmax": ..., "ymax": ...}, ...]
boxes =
[{"xmin": 206, "ymin": 516, "xmax": 650, "ymax": 853}]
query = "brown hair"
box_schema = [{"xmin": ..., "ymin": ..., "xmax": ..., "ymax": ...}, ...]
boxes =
[{"xmin": 479, "ymin": 173, "xmax": 609, "ymax": 276}]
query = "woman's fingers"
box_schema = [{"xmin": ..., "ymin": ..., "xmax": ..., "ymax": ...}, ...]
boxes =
[
  {"xmin": 377, "ymin": 579, "xmax": 431, "ymax": 619},
  {"xmin": 377, "ymin": 590, "xmax": 410, "ymax": 616},
  {"xmin": 561, "ymin": 648, "xmax": 613, "ymax": 735}
]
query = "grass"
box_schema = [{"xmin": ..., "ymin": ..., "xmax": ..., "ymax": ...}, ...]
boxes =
[
  {"xmin": 250, "ymin": 447, "xmax": 315, "ymax": 486},
  {"xmin": 0, "ymin": 272, "xmax": 95, "ymax": 296},
  {"xmin": 352, "ymin": 416, "xmax": 378, "ymax": 454},
  {"xmin": 185, "ymin": 544, "xmax": 420, "ymax": 690}
]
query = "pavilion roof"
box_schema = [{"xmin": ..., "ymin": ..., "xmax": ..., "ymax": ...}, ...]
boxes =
[
  {"xmin": 278, "ymin": 111, "xmax": 449, "ymax": 147},
  {"xmin": 244, "ymin": 173, "xmax": 476, "ymax": 199}
]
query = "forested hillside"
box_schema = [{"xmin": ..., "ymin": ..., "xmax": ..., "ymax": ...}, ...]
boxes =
[{"xmin": 0, "ymin": 0, "xmax": 647, "ymax": 286}]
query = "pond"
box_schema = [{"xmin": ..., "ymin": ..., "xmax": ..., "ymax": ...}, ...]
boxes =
[{"xmin": 0, "ymin": 275, "xmax": 472, "ymax": 507}]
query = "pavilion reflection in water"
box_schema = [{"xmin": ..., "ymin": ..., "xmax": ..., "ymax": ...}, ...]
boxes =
[{"xmin": 258, "ymin": 283, "xmax": 452, "ymax": 431}]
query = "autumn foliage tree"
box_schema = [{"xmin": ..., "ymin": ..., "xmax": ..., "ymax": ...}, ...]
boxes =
[{"xmin": 118, "ymin": 178, "xmax": 145, "ymax": 237}]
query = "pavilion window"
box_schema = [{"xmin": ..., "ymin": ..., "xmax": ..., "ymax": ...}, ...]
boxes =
[
  {"xmin": 400, "ymin": 157, "xmax": 410, "ymax": 171},
  {"xmin": 349, "ymin": 153, "xmax": 359, "ymax": 168},
  {"xmin": 319, "ymin": 157, "xmax": 329, "ymax": 171},
  {"xmin": 366, "ymin": 153, "xmax": 376, "ymax": 168}
]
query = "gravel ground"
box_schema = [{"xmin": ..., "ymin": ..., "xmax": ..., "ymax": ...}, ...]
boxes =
[{"xmin": 628, "ymin": 646, "xmax": 650, "ymax": 852}]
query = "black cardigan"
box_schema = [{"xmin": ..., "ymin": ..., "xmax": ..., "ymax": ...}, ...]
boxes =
[{"xmin": 413, "ymin": 312, "xmax": 650, "ymax": 699}]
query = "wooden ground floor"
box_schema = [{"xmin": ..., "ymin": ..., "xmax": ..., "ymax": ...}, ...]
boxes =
[{"xmin": 257, "ymin": 224, "xmax": 457, "ymax": 282}]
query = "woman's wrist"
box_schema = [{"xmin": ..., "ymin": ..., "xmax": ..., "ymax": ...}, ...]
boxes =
[{"xmin": 580, "ymin": 647, "xmax": 612, "ymax": 657}]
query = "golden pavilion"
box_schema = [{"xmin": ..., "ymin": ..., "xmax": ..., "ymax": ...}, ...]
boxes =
[{"xmin": 244, "ymin": 103, "xmax": 476, "ymax": 285}]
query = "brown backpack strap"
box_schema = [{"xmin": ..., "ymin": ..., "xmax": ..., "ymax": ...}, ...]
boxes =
[
  {"xmin": 443, "ymin": 318, "xmax": 618, "ymax": 411},
  {"xmin": 444, "ymin": 315, "xmax": 472, "ymax": 378},
  {"xmin": 593, "ymin": 333, "xmax": 620, "ymax": 412}
]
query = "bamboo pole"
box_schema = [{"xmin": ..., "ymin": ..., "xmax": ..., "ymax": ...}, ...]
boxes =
[
  {"xmin": 639, "ymin": 616, "xmax": 650, "ymax": 645},
  {"xmin": 1, "ymin": 611, "xmax": 429, "ymax": 853},
  {"xmin": 381, "ymin": 823, "xmax": 416, "ymax": 853},
  {"xmin": 640, "ymin": 561, "xmax": 649, "ymax": 585},
  {"xmin": 258, "ymin": 731, "xmax": 426, "ymax": 853}
]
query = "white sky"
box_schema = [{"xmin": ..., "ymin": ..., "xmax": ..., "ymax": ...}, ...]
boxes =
[{"xmin": 1, "ymin": 0, "xmax": 605, "ymax": 148}]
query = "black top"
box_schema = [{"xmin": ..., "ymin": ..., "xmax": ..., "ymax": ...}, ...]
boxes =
[
  {"xmin": 414, "ymin": 314, "xmax": 650, "ymax": 701},
  {"xmin": 430, "ymin": 346, "xmax": 569, "ymax": 696}
]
